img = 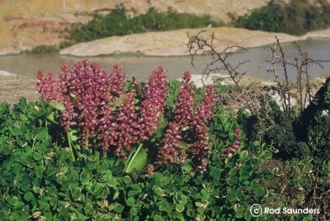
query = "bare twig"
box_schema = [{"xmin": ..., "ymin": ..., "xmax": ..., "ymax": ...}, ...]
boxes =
[{"xmin": 186, "ymin": 30, "xmax": 255, "ymax": 112}]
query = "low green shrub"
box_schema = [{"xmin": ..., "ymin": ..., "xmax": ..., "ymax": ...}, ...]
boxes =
[
  {"xmin": 24, "ymin": 45, "xmax": 59, "ymax": 54},
  {"xmin": 64, "ymin": 6, "xmax": 222, "ymax": 45},
  {"xmin": 0, "ymin": 61, "xmax": 274, "ymax": 220},
  {"xmin": 0, "ymin": 98, "xmax": 274, "ymax": 220},
  {"xmin": 1, "ymin": 60, "xmax": 329, "ymax": 220},
  {"xmin": 230, "ymin": 0, "xmax": 330, "ymax": 35}
]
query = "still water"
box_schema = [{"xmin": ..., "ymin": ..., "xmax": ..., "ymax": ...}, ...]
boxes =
[{"xmin": 1, "ymin": 38, "xmax": 330, "ymax": 81}]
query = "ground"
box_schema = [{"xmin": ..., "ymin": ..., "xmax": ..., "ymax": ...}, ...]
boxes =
[{"xmin": 0, "ymin": 76, "xmax": 39, "ymax": 106}]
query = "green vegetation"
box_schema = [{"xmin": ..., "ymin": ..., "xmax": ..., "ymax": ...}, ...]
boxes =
[
  {"xmin": 63, "ymin": 6, "xmax": 222, "ymax": 47},
  {"xmin": 229, "ymin": 0, "xmax": 330, "ymax": 35},
  {"xmin": 24, "ymin": 45, "xmax": 59, "ymax": 54},
  {"xmin": 0, "ymin": 55, "xmax": 329, "ymax": 219}
]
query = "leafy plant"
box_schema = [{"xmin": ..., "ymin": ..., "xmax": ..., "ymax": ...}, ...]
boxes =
[
  {"xmin": 63, "ymin": 6, "xmax": 222, "ymax": 46},
  {"xmin": 230, "ymin": 0, "xmax": 330, "ymax": 36}
]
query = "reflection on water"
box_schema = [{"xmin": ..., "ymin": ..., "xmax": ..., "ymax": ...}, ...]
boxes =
[{"xmin": 1, "ymin": 38, "xmax": 330, "ymax": 81}]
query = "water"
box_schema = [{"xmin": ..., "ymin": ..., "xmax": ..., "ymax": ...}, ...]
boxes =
[{"xmin": 1, "ymin": 38, "xmax": 330, "ymax": 81}]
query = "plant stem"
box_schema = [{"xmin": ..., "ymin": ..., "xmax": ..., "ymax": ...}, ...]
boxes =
[{"xmin": 67, "ymin": 131, "xmax": 76, "ymax": 162}]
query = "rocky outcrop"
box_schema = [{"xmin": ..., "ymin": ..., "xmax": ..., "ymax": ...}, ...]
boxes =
[
  {"xmin": 0, "ymin": 0, "xmax": 272, "ymax": 55},
  {"xmin": 2, "ymin": 0, "xmax": 330, "ymax": 55},
  {"xmin": 59, "ymin": 27, "xmax": 304, "ymax": 57}
]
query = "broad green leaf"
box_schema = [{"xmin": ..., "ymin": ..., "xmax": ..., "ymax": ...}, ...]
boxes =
[
  {"xmin": 259, "ymin": 150, "xmax": 273, "ymax": 160},
  {"xmin": 93, "ymin": 183, "xmax": 104, "ymax": 195},
  {"xmin": 130, "ymin": 207, "xmax": 138, "ymax": 216},
  {"xmin": 8, "ymin": 196, "xmax": 19, "ymax": 207},
  {"xmin": 158, "ymin": 199, "xmax": 171, "ymax": 212},
  {"xmin": 34, "ymin": 127, "xmax": 48, "ymax": 141},
  {"xmin": 125, "ymin": 146, "xmax": 147, "ymax": 174},
  {"xmin": 112, "ymin": 203, "xmax": 124, "ymax": 213},
  {"xmin": 210, "ymin": 167, "xmax": 222, "ymax": 179},
  {"xmin": 239, "ymin": 161, "xmax": 253, "ymax": 180},
  {"xmin": 23, "ymin": 191, "xmax": 34, "ymax": 202},
  {"xmin": 11, "ymin": 127, "xmax": 23, "ymax": 136},
  {"xmin": 32, "ymin": 187, "xmax": 42, "ymax": 195},
  {"xmin": 250, "ymin": 181, "xmax": 266, "ymax": 197},
  {"xmin": 128, "ymin": 190, "xmax": 140, "ymax": 197},
  {"xmin": 33, "ymin": 152, "xmax": 42, "ymax": 161},
  {"xmin": 176, "ymin": 203, "xmax": 185, "ymax": 213},
  {"xmin": 49, "ymin": 101, "xmax": 65, "ymax": 111},
  {"xmin": 239, "ymin": 150, "xmax": 249, "ymax": 161},
  {"xmin": 74, "ymin": 211, "xmax": 89, "ymax": 221},
  {"xmin": 126, "ymin": 197, "xmax": 135, "ymax": 207}
]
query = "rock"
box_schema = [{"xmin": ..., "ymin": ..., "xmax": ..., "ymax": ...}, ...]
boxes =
[
  {"xmin": 176, "ymin": 73, "xmax": 233, "ymax": 88},
  {"xmin": 0, "ymin": 70, "xmax": 16, "ymax": 77},
  {"xmin": 60, "ymin": 27, "xmax": 302, "ymax": 57}
]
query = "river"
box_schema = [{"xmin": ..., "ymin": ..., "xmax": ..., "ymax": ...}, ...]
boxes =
[{"xmin": 1, "ymin": 38, "xmax": 330, "ymax": 82}]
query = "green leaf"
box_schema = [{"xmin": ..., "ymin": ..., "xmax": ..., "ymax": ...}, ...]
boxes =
[
  {"xmin": 126, "ymin": 197, "xmax": 135, "ymax": 207},
  {"xmin": 74, "ymin": 211, "xmax": 89, "ymax": 220},
  {"xmin": 11, "ymin": 127, "xmax": 23, "ymax": 136},
  {"xmin": 23, "ymin": 191, "xmax": 35, "ymax": 202},
  {"xmin": 20, "ymin": 179, "xmax": 31, "ymax": 192},
  {"xmin": 71, "ymin": 188, "xmax": 82, "ymax": 201},
  {"xmin": 228, "ymin": 174, "xmax": 238, "ymax": 186},
  {"xmin": 250, "ymin": 181, "xmax": 266, "ymax": 197},
  {"xmin": 176, "ymin": 203, "xmax": 185, "ymax": 213},
  {"xmin": 35, "ymin": 166, "xmax": 44, "ymax": 179},
  {"xmin": 33, "ymin": 152, "xmax": 42, "ymax": 161},
  {"xmin": 93, "ymin": 183, "xmax": 104, "ymax": 195},
  {"xmin": 68, "ymin": 130, "xmax": 79, "ymax": 142},
  {"xmin": 178, "ymin": 141, "xmax": 190, "ymax": 150},
  {"xmin": 210, "ymin": 167, "xmax": 222, "ymax": 179},
  {"xmin": 112, "ymin": 203, "xmax": 124, "ymax": 213},
  {"xmin": 152, "ymin": 114, "xmax": 168, "ymax": 140},
  {"xmin": 32, "ymin": 187, "xmax": 42, "ymax": 195},
  {"xmin": 158, "ymin": 199, "xmax": 171, "ymax": 212},
  {"xmin": 182, "ymin": 163, "xmax": 195, "ymax": 177},
  {"xmin": 239, "ymin": 161, "xmax": 253, "ymax": 180},
  {"xmin": 46, "ymin": 112, "xmax": 57, "ymax": 124},
  {"xmin": 34, "ymin": 127, "xmax": 48, "ymax": 141},
  {"xmin": 239, "ymin": 150, "xmax": 249, "ymax": 161},
  {"xmin": 49, "ymin": 101, "xmax": 65, "ymax": 111},
  {"xmin": 125, "ymin": 145, "xmax": 147, "ymax": 174},
  {"xmin": 130, "ymin": 207, "xmax": 138, "ymax": 216},
  {"xmin": 259, "ymin": 150, "xmax": 273, "ymax": 160},
  {"xmin": 110, "ymin": 94, "xmax": 127, "ymax": 111},
  {"xmin": 56, "ymin": 174, "xmax": 67, "ymax": 185},
  {"xmin": 128, "ymin": 190, "xmax": 140, "ymax": 197},
  {"xmin": 9, "ymin": 196, "xmax": 19, "ymax": 207}
]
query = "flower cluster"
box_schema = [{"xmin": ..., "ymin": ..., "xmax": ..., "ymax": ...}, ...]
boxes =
[
  {"xmin": 157, "ymin": 72, "xmax": 217, "ymax": 171},
  {"xmin": 37, "ymin": 61, "xmax": 218, "ymax": 171},
  {"xmin": 58, "ymin": 61, "xmax": 119, "ymax": 139},
  {"xmin": 99, "ymin": 91, "xmax": 142, "ymax": 156},
  {"xmin": 156, "ymin": 122, "xmax": 182, "ymax": 165},
  {"xmin": 174, "ymin": 72, "xmax": 195, "ymax": 125},
  {"xmin": 37, "ymin": 61, "xmax": 168, "ymax": 156},
  {"xmin": 37, "ymin": 71, "xmax": 60, "ymax": 102},
  {"xmin": 139, "ymin": 66, "xmax": 168, "ymax": 138},
  {"xmin": 191, "ymin": 85, "xmax": 217, "ymax": 172}
]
